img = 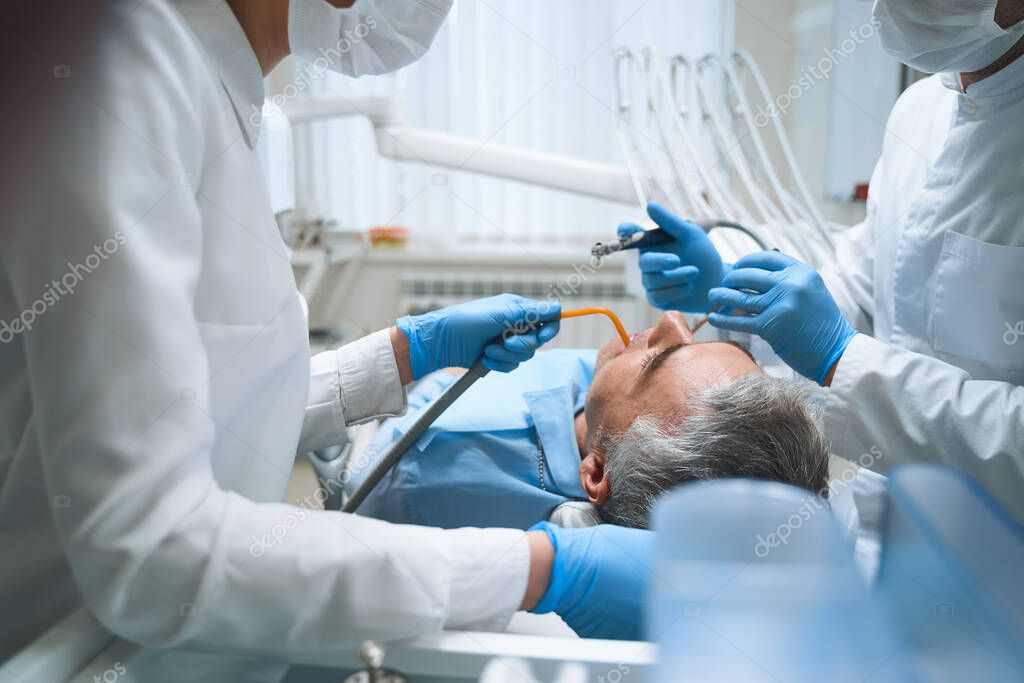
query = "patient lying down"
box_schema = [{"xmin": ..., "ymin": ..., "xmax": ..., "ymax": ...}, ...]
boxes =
[{"xmin": 345, "ymin": 310, "xmax": 828, "ymax": 529}]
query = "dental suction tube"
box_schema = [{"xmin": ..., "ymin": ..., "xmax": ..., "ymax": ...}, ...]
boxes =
[{"xmin": 343, "ymin": 358, "xmax": 491, "ymax": 513}]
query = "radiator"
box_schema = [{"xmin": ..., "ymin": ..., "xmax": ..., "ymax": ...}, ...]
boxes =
[{"xmin": 399, "ymin": 271, "xmax": 647, "ymax": 350}]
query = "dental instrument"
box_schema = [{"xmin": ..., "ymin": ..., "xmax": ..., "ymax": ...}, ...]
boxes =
[
  {"xmin": 591, "ymin": 218, "xmax": 769, "ymax": 262},
  {"xmin": 692, "ymin": 312, "xmax": 713, "ymax": 333},
  {"xmin": 343, "ymin": 307, "xmax": 632, "ymax": 513}
]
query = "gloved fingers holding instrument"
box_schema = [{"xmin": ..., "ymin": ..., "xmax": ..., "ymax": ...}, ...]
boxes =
[
  {"xmin": 396, "ymin": 293, "xmax": 561, "ymax": 378},
  {"xmin": 707, "ymin": 251, "xmax": 857, "ymax": 385},
  {"xmin": 619, "ymin": 201, "xmax": 728, "ymax": 313}
]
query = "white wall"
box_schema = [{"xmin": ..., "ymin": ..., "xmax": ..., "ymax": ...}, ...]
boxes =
[{"xmin": 821, "ymin": 0, "xmax": 902, "ymax": 204}]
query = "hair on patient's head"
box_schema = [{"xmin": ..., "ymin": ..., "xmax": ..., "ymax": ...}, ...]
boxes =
[{"xmin": 596, "ymin": 374, "xmax": 829, "ymax": 529}]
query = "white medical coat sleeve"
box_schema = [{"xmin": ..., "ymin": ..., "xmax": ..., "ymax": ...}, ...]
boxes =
[
  {"xmin": 819, "ymin": 159, "xmax": 884, "ymax": 335},
  {"xmin": 7, "ymin": 0, "xmax": 527, "ymax": 654},
  {"xmin": 300, "ymin": 330, "xmax": 407, "ymax": 453},
  {"xmin": 825, "ymin": 334, "xmax": 1024, "ymax": 519}
]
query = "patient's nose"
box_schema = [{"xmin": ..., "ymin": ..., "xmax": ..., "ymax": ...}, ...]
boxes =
[{"xmin": 649, "ymin": 311, "xmax": 694, "ymax": 347}]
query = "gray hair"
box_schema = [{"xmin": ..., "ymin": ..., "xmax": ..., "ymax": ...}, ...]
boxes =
[{"xmin": 597, "ymin": 374, "xmax": 829, "ymax": 529}]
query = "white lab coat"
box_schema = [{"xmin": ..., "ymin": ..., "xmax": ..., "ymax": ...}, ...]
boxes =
[
  {"xmin": 0, "ymin": 0, "xmax": 526, "ymax": 678},
  {"xmin": 821, "ymin": 67, "xmax": 1024, "ymax": 522}
]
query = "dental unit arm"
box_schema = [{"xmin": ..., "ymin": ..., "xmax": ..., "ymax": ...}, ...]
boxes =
[{"xmin": 283, "ymin": 96, "xmax": 651, "ymax": 206}]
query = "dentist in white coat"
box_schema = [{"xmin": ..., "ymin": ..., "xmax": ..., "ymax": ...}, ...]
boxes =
[
  {"xmin": 0, "ymin": 0, "xmax": 651, "ymax": 679},
  {"xmin": 630, "ymin": 0, "xmax": 1024, "ymax": 521}
]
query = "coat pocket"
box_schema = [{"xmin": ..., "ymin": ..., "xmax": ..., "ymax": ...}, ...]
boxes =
[{"xmin": 931, "ymin": 230, "xmax": 1024, "ymax": 379}]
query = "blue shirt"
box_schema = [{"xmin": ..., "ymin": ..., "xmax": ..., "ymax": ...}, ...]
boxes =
[{"xmin": 346, "ymin": 349, "xmax": 597, "ymax": 529}]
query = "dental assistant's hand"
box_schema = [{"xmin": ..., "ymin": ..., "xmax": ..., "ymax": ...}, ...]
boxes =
[
  {"xmin": 395, "ymin": 294, "xmax": 561, "ymax": 380},
  {"xmin": 619, "ymin": 201, "xmax": 727, "ymax": 313},
  {"xmin": 707, "ymin": 251, "xmax": 856, "ymax": 385},
  {"xmin": 528, "ymin": 522, "xmax": 653, "ymax": 641}
]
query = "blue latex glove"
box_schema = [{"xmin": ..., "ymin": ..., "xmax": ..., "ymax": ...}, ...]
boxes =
[
  {"xmin": 530, "ymin": 522, "xmax": 653, "ymax": 641},
  {"xmin": 618, "ymin": 201, "xmax": 727, "ymax": 313},
  {"xmin": 707, "ymin": 251, "xmax": 856, "ymax": 384},
  {"xmin": 396, "ymin": 294, "xmax": 560, "ymax": 379}
]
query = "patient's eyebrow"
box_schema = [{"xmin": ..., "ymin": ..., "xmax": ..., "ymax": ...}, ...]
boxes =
[{"xmin": 634, "ymin": 343, "xmax": 685, "ymax": 389}]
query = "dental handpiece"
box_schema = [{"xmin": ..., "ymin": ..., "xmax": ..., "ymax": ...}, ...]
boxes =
[
  {"xmin": 591, "ymin": 217, "xmax": 770, "ymax": 333},
  {"xmin": 590, "ymin": 218, "xmax": 769, "ymax": 260},
  {"xmin": 591, "ymin": 228, "xmax": 675, "ymax": 259}
]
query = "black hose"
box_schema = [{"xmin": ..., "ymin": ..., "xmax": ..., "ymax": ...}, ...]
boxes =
[
  {"xmin": 700, "ymin": 219, "xmax": 770, "ymax": 251},
  {"xmin": 342, "ymin": 358, "xmax": 491, "ymax": 513}
]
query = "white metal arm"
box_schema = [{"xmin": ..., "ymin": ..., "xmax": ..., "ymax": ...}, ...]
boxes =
[{"xmin": 283, "ymin": 95, "xmax": 647, "ymax": 206}]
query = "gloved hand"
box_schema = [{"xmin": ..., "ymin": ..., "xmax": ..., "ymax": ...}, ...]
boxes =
[
  {"xmin": 618, "ymin": 201, "xmax": 727, "ymax": 313},
  {"xmin": 707, "ymin": 251, "xmax": 856, "ymax": 384},
  {"xmin": 396, "ymin": 294, "xmax": 560, "ymax": 379},
  {"xmin": 529, "ymin": 522, "xmax": 653, "ymax": 641}
]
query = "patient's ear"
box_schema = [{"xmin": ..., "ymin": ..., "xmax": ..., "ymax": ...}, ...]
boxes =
[{"xmin": 579, "ymin": 452, "xmax": 611, "ymax": 506}]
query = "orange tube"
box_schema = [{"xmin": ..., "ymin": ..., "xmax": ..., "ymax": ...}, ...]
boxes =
[
  {"xmin": 692, "ymin": 305, "xmax": 725, "ymax": 333},
  {"xmin": 560, "ymin": 307, "xmax": 631, "ymax": 346}
]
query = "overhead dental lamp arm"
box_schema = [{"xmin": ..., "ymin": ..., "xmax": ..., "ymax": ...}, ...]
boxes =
[{"xmin": 282, "ymin": 95, "xmax": 650, "ymax": 205}]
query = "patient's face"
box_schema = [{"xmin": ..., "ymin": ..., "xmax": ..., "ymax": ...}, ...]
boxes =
[{"xmin": 584, "ymin": 311, "xmax": 759, "ymax": 446}]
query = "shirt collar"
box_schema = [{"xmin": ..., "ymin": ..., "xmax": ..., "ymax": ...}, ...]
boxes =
[
  {"xmin": 940, "ymin": 53, "xmax": 1024, "ymax": 100},
  {"xmin": 174, "ymin": 0, "xmax": 265, "ymax": 147},
  {"xmin": 523, "ymin": 381, "xmax": 588, "ymax": 500}
]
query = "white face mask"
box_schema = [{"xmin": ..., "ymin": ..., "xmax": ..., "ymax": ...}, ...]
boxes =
[
  {"xmin": 874, "ymin": 0, "xmax": 1024, "ymax": 73},
  {"xmin": 288, "ymin": 0, "xmax": 452, "ymax": 77}
]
